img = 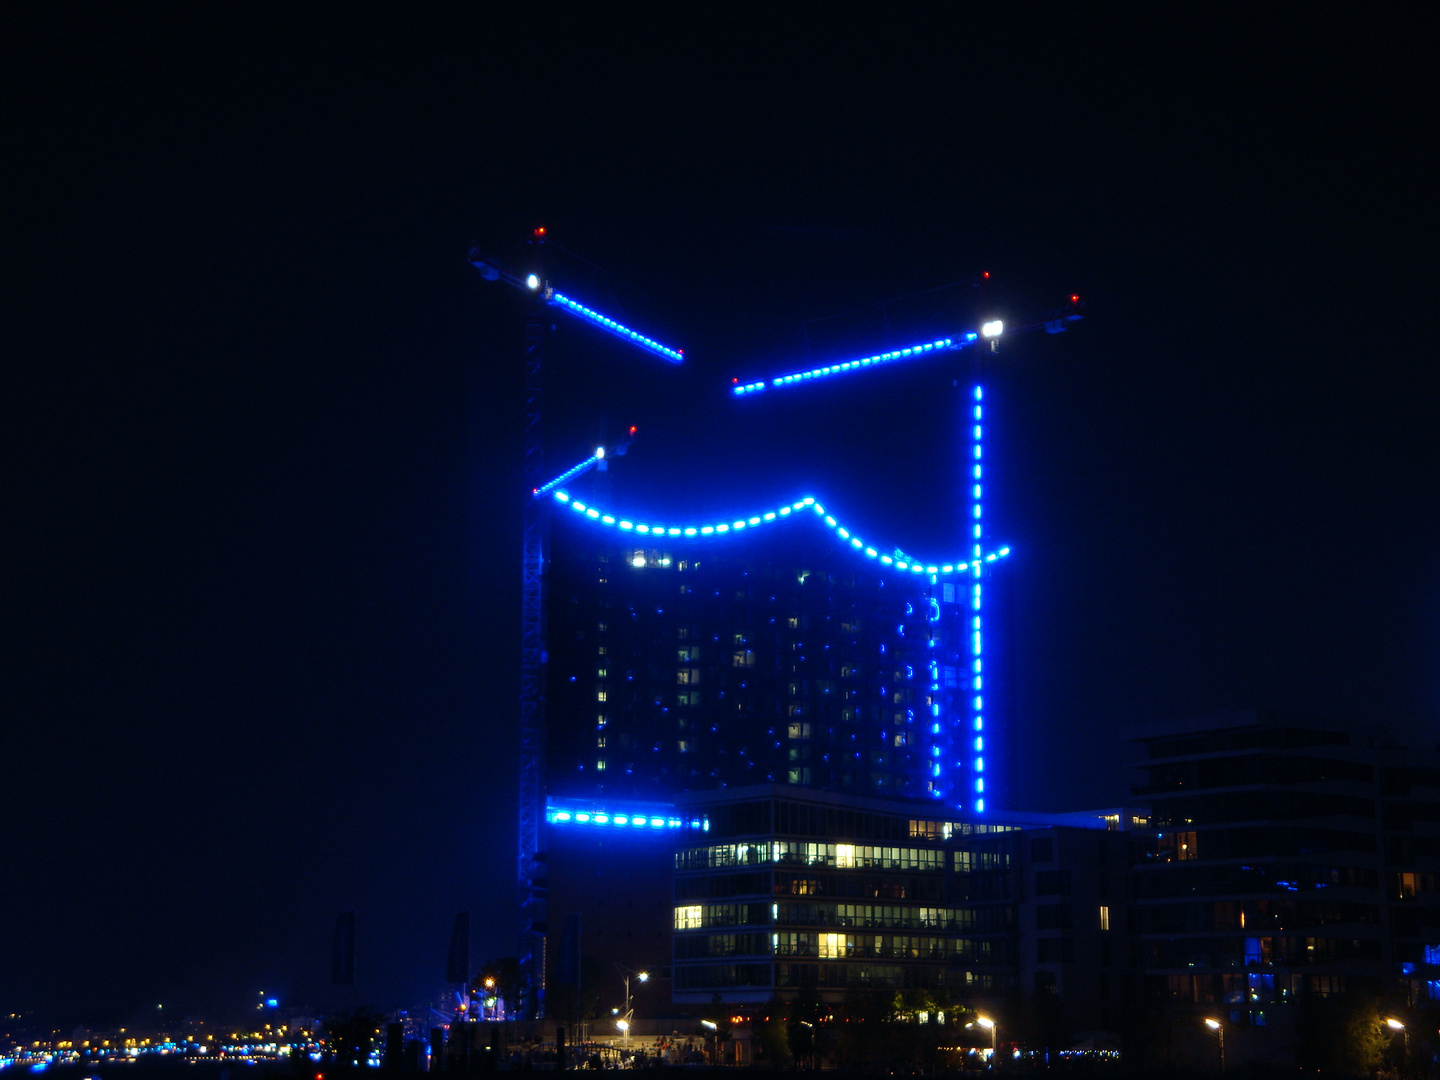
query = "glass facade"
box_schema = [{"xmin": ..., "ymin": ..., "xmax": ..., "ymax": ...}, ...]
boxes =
[{"xmin": 547, "ymin": 517, "xmax": 981, "ymax": 806}]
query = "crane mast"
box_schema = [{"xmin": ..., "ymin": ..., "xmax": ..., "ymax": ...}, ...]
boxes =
[{"xmin": 470, "ymin": 233, "xmax": 680, "ymax": 1019}]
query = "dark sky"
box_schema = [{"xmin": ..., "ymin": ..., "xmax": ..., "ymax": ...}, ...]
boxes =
[{"xmin": 5, "ymin": 5, "xmax": 1437, "ymax": 1028}]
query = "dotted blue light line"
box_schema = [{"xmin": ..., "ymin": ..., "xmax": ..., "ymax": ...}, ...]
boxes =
[
  {"xmin": 550, "ymin": 490, "xmax": 1010, "ymax": 578},
  {"xmin": 549, "ymin": 291, "xmax": 683, "ymax": 364},
  {"xmin": 731, "ymin": 333, "xmax": 980, "ymax": 396}
]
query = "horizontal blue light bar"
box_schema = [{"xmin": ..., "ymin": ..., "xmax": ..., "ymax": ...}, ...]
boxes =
[
  {"xmin": 550, "ymin": 490, "xmax": 1011, "ymax": 578},
  {"xmin": 731, "ymin": 333, "xmax": 982, "ymax": 396},
  {"xmin": 549, "ymin": 291, "xmax": 683, "ymax": 363},
  {"xmin": 546, "ymin": 796, "xmax": 706, "ymax": 831},
  {"xmin": 534, "ymin": 451, "xmax": 604, "ymax": 498}
]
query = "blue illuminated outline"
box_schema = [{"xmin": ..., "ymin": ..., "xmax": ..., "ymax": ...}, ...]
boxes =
[
  {"xmin": 549, "ymin": 490, "xmax": 1011, "ymax": 578},
  {"xmin": 731, "ymin": 333, "xmax": 981, "ymax": 396},
  {"xmin": 548, "ymin": 291, "xmax": 683, "ymax": 364},
  {"xmin": 534, "ymin": 451, "xmax": 604, "ymax": 498},
  {"xmin": 969, "ymin": 385, "xmax": 984, "ymax": 811},
  {"xmin": 545, "ymin": 797, "xmax": 707, "ymax": 832}
]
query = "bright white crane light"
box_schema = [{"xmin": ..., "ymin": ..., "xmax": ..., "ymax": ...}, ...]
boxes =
[
  {"xmin": 981, "ymin": 320, "xmax": 1004, "ymax": 338},
  {"xmin": 595, "ymin": 446, "xmax": 606, "ymax": 459},
  {"xmin": 525, "ymin": 274, "xmax": 541, "ymax": 290}
]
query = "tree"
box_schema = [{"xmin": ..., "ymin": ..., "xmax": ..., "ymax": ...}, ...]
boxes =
[
  {"xmin": 1295, "ymin": 993, "xmax": 1389, "ymax": 1077},
  {"xmin": 754, "ymin": 997, "xmax": 790, "ymax": 1066}
]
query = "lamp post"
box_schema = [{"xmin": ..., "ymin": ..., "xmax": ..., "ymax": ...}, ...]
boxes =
[
  {"xmin": 975, "ymin": 1016, "xmax": 997, "ymax": 1068},
  {"xmin": 616, "ymin": 967, "xmax": 648, "ymax": 1049},
  {"xmin": 1204, "ymin": 1018, "xmax": 1225, "ymax": 1073},
  {"xmin": 1385, "ymin": 1018, "xmax": 1408, "ymax": 1076},
  {"xmin": 701, "ymin": 1020, "xmax": 718, "ymax": 1064}
]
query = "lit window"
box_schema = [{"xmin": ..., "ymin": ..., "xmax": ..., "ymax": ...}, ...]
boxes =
[
  {"xmin": 675, "ymin": 905, "xmax": 702, "ymax": 930},
  {"xmin": 732, "ymin": 650, "xmax": 756, "ymax": 668},
  {"xmin": 596, "ymin": 760, "xmax": 606, "ymax": 771},
  {"xmin": 597, "ymin": 690, "xmax": 607, "ymax": 702},
  {"xmin": 1099, "ymin": 905, "xmax": 1110, "ymax": 931},
  {"xmin": 597, "ymin": 737, "xmax": 607, "ymax": 748},
  {"xmin": 818, "ymin": 933, "xmax": 846, "ymax": 959},
  {"xmin": 836, "ymin": 844, "xmax": 856, "ymax": 868}
]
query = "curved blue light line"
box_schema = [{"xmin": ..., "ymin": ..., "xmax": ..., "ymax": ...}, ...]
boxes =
[{"xmin": 550, "ymin": 490, "xmax": 1010, "ymax": 578}]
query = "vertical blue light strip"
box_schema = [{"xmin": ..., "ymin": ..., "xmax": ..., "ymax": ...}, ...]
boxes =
[
  {"xmin": 970, "ymin": 385, "xmax": 985, "ymax": 814},
  {"xmin": 927, "ymin": 586, "xmax": 943, "ymax": 799}
]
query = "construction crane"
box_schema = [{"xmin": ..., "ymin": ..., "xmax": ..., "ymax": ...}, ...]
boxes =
[
  {"xmin": 469, "ymin": 232, "xmax": 679, "ymax": 1020},
  {"xmin": 729, "ymin": 283, "xmax": 1085, "ymax": 813}
]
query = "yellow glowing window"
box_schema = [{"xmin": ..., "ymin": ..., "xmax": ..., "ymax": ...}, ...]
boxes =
[
  {"xmin": 818, "ymin": 933, "xmax": 845, "ymax": 959},
  {"xmin": 1099, "ymin": 905, "xmax": 1110, "ymax": 931},
  {"xmin": 836, "ymin": 844, "xmax": 856, "ymax": 868},
  {"xmin": 675, "ymin": 905, "xmax": 703, "ymax": 930}
]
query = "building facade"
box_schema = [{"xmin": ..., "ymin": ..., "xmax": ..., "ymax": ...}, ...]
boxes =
[
  {"xmin": 1130, "ymin": 710, "xmax": 1440, "ymax": 1060},
  {"xmin": 545, "ymin": 495, "xmax": 1003, "ymax": 810}
]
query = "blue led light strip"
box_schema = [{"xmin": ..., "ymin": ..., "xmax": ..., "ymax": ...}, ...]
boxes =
[
  {"xmin": 550, "ymin": 490, "xmax": 1010, "ymax": 577},
  {"xmin": 548, "ymin": 291, "xmax": 684, "ymax": 364},
  {"xmin": 970, "ymin": 385, "xmax": 985, "ymax": 814},
  {"xmin": 731, "ymin": 333, "xmax": 978, "ymax": 396},
  {"xmin": 546, "ymin": 797, "xmax": 707, "ymax": 832},
  {"xmin": 534, "ymin": 451, "xmax": 604, "ymax": 498}
]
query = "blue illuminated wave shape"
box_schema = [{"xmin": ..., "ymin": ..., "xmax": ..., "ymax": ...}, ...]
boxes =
[
  {"xmin": 549, "ymin": 291, "xmax": 684, "ymax": 364},
  {"xmin": 551, "ymin": 491, "xmax": 1010, "ymax": 577},
  {"xmin": 731, "ymin": 333, "xmax": 979, "ymax": 396}
]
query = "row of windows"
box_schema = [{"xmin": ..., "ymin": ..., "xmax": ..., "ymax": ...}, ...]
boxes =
[
  {"xmin": 1141, "ymin": 898, "xmax": 1381, "ymax": 934},
  {"xmin": 772, "ymin": 903, "xmax": 979, "ymax": 931},
  {"xmin": 674, "ymin": 902, "xmax": 980, "ymax": 932},
  {"xmin": 1145, "ymin": 935, "xmax": 1383, "ymax": 969},
  {"xmin": 1159, "ymin": 972, "xmax": 1360, "ymax": 1003},
  {"xmin": 675, "ymin": 840, "xmax": 945, "ymax": 872},
  {"xmin": 770, "ymin": 933, "xmax": 1001, "ymax": 962},
  {"xmin": 674, "ymin": 903, "xmax": 770, "ymax": 930}
]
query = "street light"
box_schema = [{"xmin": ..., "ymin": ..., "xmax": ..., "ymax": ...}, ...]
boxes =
[
  {"xmin": 1385, "ymin": 1018, "xmax": 1408, "ymax": 1072},
  {"xmin": 701, "ymin": 1020, "xmax": 718, "ymax": 1064},
  {"xmin": 974, "ymin": 1016, "xmax": 997, "ymax": 1067},
  {"xmin": 1204, "ymin": 1018, "xmax": 1225, "ymax": 1073},
  {"xmin": 616, "ymin": 966, "xmax": 648, "ymax": 1048}
]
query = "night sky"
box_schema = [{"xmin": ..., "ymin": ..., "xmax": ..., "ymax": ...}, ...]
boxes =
[{"xmin": 6, "ymin": 6, "xmax": 1437, "ymax": 1028}]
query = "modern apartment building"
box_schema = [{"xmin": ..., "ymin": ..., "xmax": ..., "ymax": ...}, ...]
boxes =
[{"xmin": 1130, "ymin": 710, "xmax": 1440, "ymax": 1059}]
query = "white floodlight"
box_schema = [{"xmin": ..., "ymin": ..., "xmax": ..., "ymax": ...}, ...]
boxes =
[{"xmin": 981, "ymin": 320, "xmax": 1004, "ymax": 338}]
